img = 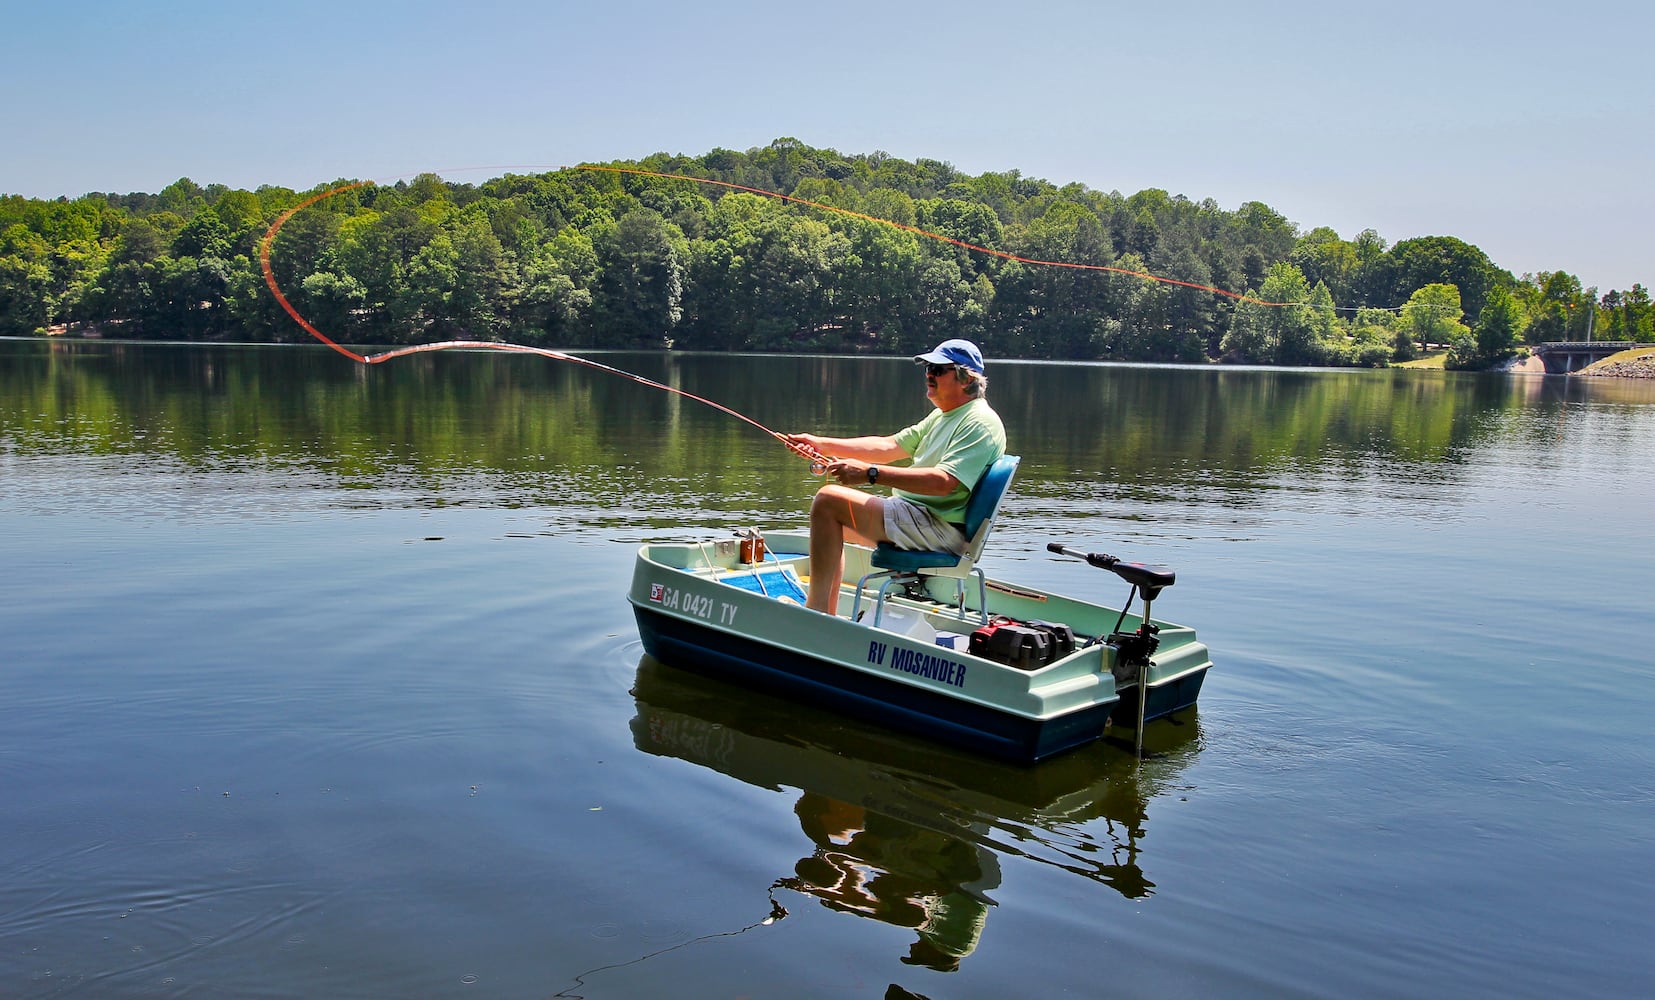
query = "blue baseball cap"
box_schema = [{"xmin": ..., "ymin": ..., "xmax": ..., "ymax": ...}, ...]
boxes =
[{"xmin": 914, "ymin": 339, "xmax": 985, "ymax": 373}]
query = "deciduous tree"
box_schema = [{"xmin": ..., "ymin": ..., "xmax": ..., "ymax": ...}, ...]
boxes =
[{"xmin": 1399, "ymin": 283, "xmax": 1469, "ymax": 354}]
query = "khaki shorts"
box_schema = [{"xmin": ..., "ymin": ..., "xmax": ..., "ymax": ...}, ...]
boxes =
[{"xmin": 883, "ymin": 496, "xmax": 968, "ymax": 554}]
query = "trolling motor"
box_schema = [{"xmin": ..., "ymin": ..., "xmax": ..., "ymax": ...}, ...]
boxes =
[{"xmin": 1046, "ymin": 542, "xmax": 1177, "ymax": 756}]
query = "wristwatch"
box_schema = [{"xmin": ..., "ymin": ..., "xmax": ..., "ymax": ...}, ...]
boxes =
[{"xmin": 866, "ymin": 466, "xmax": 879, "ymax": 485}]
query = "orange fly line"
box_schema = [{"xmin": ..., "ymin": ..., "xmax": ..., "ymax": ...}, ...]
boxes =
[{"xmin": 257, "ymin": 163, "xmax": 1297, "ymax": 470}]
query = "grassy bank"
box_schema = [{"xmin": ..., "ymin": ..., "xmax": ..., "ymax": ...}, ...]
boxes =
[{"xmin": 1393, "ymin": 348, "xmax": 1450, "ymax": 369}]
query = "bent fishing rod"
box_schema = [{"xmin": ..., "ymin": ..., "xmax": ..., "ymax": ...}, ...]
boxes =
[{"xmin": 257, "ymin": 178, "xmax": 829, "ymax": 471}]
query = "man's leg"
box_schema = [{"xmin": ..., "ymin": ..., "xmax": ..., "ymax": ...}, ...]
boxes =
[{"xmin": 806, "ymin": 485, "xmax": 888, "ymax": 615}]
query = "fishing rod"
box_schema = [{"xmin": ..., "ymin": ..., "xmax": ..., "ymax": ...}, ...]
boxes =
[{"xmin": 257, "ymin": 179, "xmax": 830, "ymax": 471}]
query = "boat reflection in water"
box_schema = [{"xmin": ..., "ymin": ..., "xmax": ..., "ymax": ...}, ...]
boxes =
[{"xmin": 629, "ymin": 655, "xmax": 1201, "ymax": 971}]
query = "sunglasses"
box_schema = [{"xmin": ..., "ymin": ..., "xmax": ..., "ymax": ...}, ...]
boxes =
[{"xmin": 925, "ymin": 362, "xmax": 958, "ymax": 377}]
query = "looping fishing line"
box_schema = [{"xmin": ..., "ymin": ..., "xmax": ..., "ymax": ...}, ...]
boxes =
[
  {"xmin": 259, "ymin": 162, "xmax": 1343, "ymax": 469},
  {"xmin": 580, "ymin": 165, "xmax": 1298, "ymax": 307}
]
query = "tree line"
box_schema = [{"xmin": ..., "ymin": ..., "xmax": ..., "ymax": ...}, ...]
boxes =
[{"xmin": 3, "ymin": 138, "xmax": 1650, "ymax": 369}]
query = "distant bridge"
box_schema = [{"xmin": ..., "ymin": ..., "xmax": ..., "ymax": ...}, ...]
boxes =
[{"xmin": 1532, "ymin": 342, "xmax": 1642, "ymax": 374}]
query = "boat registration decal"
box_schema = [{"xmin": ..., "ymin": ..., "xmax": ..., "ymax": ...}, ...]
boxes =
[
  {"xmin": 867, "ymin": 640, "xmax": 967, "ymax": 688},
  {"xmin": 649, "ymin": 582, "xmax": 738, "ymax": 624}
]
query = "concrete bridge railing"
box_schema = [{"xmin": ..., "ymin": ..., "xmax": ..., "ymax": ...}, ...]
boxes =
[{"xmin": 1532, "ymin": 342, "xmax": 1643, "ymax": 374}]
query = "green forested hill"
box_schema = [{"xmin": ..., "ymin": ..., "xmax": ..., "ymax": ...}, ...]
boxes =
[{"xmin": 2, "ymin": 138, "xmax": 1649, "ymax": 368}]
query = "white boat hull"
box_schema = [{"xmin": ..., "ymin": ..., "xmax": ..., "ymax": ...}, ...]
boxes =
[{"xmin": 628, "ymin": 531, "xmax": 1210, "ymax": 763}]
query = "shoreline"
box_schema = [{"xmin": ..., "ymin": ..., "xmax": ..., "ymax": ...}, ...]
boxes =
[{"xmin": 26, "ymin": 328, "xmax": 1655, "ymax": 378}]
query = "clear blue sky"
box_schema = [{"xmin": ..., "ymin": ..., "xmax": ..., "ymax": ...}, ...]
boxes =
[{"xmin": 5, "ymin": 0, "xmax": 1649, "ymax": 294}]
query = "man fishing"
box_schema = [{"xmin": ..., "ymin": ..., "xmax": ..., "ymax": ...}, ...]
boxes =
[{"xmin": 781, "ymin": 339, "xmax": 1007, "ymax": 615}]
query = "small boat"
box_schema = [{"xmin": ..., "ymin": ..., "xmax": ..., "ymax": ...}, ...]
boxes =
[
  {"xmin": 625, "ymin": 539, "xmax": 1211, "ymax": 764},
  {"xmin": 626, "ymin": 518, "xmax": 1212, "ymax": 764}
]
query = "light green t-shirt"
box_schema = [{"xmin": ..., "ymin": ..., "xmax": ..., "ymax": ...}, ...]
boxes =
[{"xmin": 890, "ymin": 398, "xmax": 1007, "ymax": 524}]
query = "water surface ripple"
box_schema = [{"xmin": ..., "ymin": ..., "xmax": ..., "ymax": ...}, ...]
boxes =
[{"xmin": 4, "ymin": 340, "xmax": 1653, "ymax": 998}]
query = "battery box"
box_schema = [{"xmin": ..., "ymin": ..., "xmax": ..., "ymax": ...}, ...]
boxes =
[
  {"xmin": 969, "ymin": 621, "xmax": 1052, "ymax": 670},
  {"xmin": 969, "ymin": 617, "xmax": 1077, "ymax": 670}
]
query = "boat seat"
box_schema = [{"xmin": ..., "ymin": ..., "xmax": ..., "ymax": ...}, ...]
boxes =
[{"xmin": 853, "ymin": 454, "xmax": 1020, "ymax": 628}]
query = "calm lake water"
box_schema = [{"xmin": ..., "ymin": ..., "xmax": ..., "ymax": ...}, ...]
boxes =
[{"xmin": 3, "ymin": 338, "xmax": 1653, "ymax": 999}]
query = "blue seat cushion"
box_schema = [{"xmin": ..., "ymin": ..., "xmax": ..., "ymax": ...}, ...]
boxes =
[{"xmin": 870, "ymin": 542, "xmax": 961, "ymax": 571}]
